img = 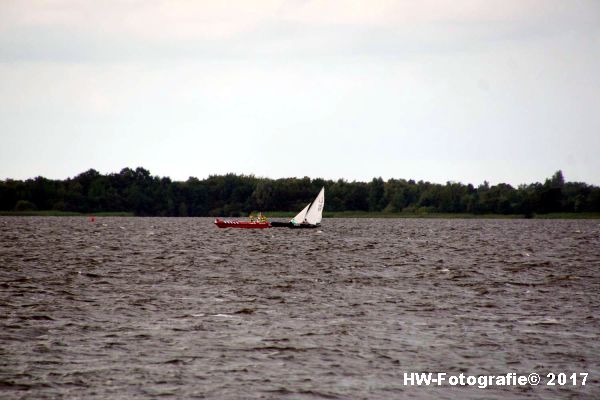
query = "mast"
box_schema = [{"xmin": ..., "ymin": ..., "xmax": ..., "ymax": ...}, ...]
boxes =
[{"xmin": 304, "ymin": 187, "xmax": 325, "ymax": 225}]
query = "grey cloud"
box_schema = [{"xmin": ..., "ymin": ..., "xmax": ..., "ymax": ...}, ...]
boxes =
[{"xmin": 2, "ymin": 6, "xmax": 599, "ymax": 65}]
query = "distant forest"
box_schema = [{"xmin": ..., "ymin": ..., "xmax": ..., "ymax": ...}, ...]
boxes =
[{"xmin": 1, "ymin": 168, "xmax": 599, "ymax": 216}]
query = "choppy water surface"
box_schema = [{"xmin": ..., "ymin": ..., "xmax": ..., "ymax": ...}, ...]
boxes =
[{"xmin": 1, "ymin": 217, "xmax": 599, "ymax": 399}]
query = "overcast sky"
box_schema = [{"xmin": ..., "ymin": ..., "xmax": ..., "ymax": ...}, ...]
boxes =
[{"xmin": 1, "ymin": 0, "xmax": 599, "ymax": 185}]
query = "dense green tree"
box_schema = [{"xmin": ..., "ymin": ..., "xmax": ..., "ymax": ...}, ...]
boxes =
[
  {"xmin": 1, "ymin": 168, "xmax": 598, "ymax": 216},
  {"xmin": 368, "ymin": 177, "xmax": 385, "ymax": 211},
  {"xmin": 14, "ymin": 199, "xmax": 36, "ymax": 211}
]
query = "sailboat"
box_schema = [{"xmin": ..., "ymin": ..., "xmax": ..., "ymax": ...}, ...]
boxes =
[{"xmin": 271, "ymin": 187, "xmax": 325, "ymax": 229}]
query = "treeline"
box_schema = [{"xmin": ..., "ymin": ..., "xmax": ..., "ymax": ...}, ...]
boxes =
[{"xmin": 1, "ymin": 168, "xmax": 599, "ymax": 216}]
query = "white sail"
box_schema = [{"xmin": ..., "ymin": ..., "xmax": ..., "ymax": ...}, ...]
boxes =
[
  {"xmin": 304, "ymin": 187, "xmax": 325, "ymax": 225},
  {"xmin": 291, "ymin": 203, "xmax": 311, "ymax": 225}
]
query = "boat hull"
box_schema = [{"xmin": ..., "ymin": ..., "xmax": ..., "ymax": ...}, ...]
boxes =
[
  {"xmin": 289, "ymin": 223, "xmax": 320, "ymax": 229},
  {"xmin": 214, "ymin": 219, "xmax": 271, "ymax": 229},
  {"xmin": 270, "ymin": 221, "xmax": 294, "ymax": 228},
  {"xmin": 270, "ymin": 221, "xmax": 320, "ymax": 229}
]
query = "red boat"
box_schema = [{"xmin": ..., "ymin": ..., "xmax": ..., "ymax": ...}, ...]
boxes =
[{"xmin": 214, "ymin": 218, "xmax": 271, "ymax": 229}]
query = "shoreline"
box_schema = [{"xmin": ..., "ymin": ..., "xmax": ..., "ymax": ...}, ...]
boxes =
[{"xmin": 1, "ymin": 211, "xmax": 599, "ymax": 219}]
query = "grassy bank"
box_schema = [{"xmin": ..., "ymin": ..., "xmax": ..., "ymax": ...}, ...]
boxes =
[
  {"xmin": 527, "ymin": 212, "xmax": 600, "ymax": 219},
  {"xmin": 266, "ymin": 211, "xmax": 600, "ymax": 219},
  {"xmin": 2, "ymin": 210, "xmax": 599, "ymax": 219},
  {"xmin": 0, "ymin": 211, "xmax": 134, "ymax": 217}
]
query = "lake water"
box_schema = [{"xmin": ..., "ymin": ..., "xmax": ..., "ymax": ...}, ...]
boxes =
[{"xmin": 1, "ymin": 217, "xmax": 599, "ymax": 399}]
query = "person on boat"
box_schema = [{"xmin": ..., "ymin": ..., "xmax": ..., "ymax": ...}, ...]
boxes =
[
  {"xmin": 258, "ymin": 212, "xmax": 266, "ymax": 223},
  {"xmin": 249, "ymin": 214, "xmax": 256, "ymax": 222}
]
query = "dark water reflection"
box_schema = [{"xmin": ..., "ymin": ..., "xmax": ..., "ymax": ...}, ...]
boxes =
[{"xmin": 1, "ymin": 217, "xmax": 599, "ymax": 399}]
